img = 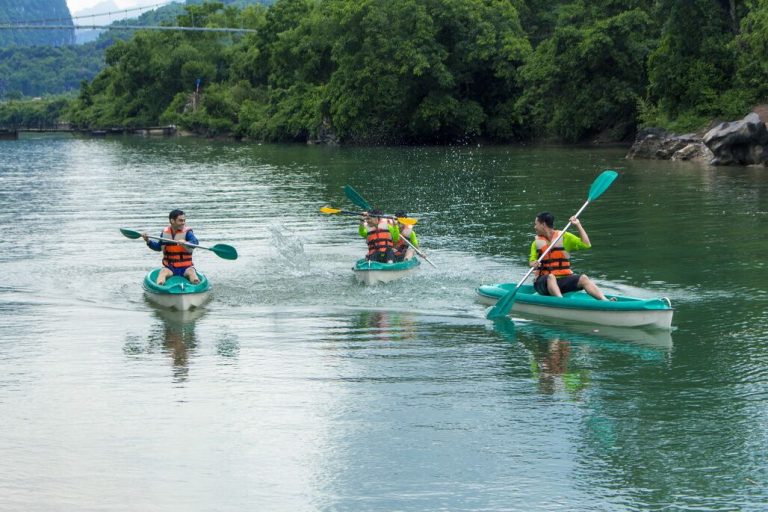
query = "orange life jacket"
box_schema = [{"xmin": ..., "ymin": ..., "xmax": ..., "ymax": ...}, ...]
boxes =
[
  {"xmin": 535, "ymin": 230, "xmax": 572, "ymax": 277},
  {"xmin": 161, "ymin": 226, "xmax": 194, "ymax": 269},
  {"xmin": 366, "ymin": 228, "xmax": 394, "ymax": 257}
]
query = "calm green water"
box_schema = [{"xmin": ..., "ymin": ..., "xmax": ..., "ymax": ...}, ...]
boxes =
[{"xmin": 0, "ymin": 136, "xmax": 766, "ymax": 511}]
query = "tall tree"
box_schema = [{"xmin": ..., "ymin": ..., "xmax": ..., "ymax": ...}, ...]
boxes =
[
  {"xmin": 516, "ymin": 1, "xmax": 653, "ymax": 141},
  {"xmin": 646, "ymin": 0, "xmax": 736, "ymax": 121}
]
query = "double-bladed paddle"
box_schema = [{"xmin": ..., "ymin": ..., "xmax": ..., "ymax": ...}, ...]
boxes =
[
  {"xmin": 320, "ymin": 206, "xmax": 418, "ymax": 225},
  {"xmin": 485, "ymin": 170, "xmax": 618, "ymax": 320},
  {"xmin": 119, "ymin": 228, "xmax": 239, "ymax": 260}
]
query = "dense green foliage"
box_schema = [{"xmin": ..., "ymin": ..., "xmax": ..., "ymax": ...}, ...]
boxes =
[
  {"xmin": 10, "ymin": 0, "xmax": 768, "ymax": 142},
  {"xmin": 0, "ymin": 44, "xmax": 105, "ymax": 98},
  {"xmin": 0, "ymin": 0, "xmax": 74, "ymax": 47},
  {"xmin": 0, "ymin": 97, "xmax": 70, "ymax": 129}
]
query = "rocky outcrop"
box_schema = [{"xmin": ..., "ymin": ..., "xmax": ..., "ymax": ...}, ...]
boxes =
[
  {"xmin": 627, "ymin": 111, "xmax": 768, "ymax": 165},
  {"xmin": 626, "ymin": 128, "xmax": 713, "ymax": 162},
  {"xmin": 702, "ymin": 113, "xmax": 768, "ymax": 165},
  {"xmin": 309, "ymin": 116, "xmax": 339, "ymax": 145}
]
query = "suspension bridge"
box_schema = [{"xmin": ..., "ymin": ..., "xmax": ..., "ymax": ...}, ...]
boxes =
[{"xmin": 0, "ymin": 3, "xmax": 256, "ymax": 34}]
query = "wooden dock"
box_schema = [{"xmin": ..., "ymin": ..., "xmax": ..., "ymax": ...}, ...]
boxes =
[
  {"xmin": 0, "ymin": 129, "xmax": 18, "ymax": 140},
  {"xmin": 0, "ymin": 125, "xmax": 177, "ymax": 138}
]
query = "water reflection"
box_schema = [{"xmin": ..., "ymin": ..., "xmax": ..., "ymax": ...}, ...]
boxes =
[
  {"xmin": 355, "ymin": 310, "xmax": 419, "ymax": 342},
  {"xmin": 156, "ymin": 308, "xmax": 205, "ymax": 381},
  {"xmin": 532, "ymin": 338, "xmax": 589, "ymax": 396},
  {"xmin": 123, "ymin": 308, "xmax": 206, "ymax": 382},
  {"xmin": 492, "ymin": 318, "xmax": 673, "ymax": 397}
]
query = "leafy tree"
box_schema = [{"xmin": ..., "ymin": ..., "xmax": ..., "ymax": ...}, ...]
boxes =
[
  {"xmin": 731, "ymin": 0, "xmax": 768, "ymax": 105},
  {"xmin": 645, "ymin": 0, "xmax": 737, "ymax": 129},
  {"xmin": 517, "ymin": 3, "xmax": 653, "ymax": 141},
  {"xmin": 323, "ymin": 0, "xmax": 530, "ymax": 143}
]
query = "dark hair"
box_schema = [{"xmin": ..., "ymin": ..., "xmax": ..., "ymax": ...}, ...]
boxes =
[
  {"xmin": 536, "ymin": 211, "xmax": 554, "ymax": 228},
  {"xmin": 395, "ymin": 211, "xmax": 407, "ymax": 218},
  {"xmin": 369, "ymin": 209, "xmax": 384, "ymax": 216},
  {"xmin": 169, "ymin": 209, "xmax": 185, "ymax": 221}
]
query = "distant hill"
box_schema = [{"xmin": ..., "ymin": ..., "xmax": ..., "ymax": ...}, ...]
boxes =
[
  {"xmin": 0, "ymin": 0, "xmax": 273, "ymax": 98},
  {"xmin": 0, "ymin": 0, "xmax": 74, "ymax": 47}
]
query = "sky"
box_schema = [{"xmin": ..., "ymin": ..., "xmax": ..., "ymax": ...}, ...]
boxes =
[{"xmin": 66, "ymin": 0, "xmax": 175, "ymax": 15}]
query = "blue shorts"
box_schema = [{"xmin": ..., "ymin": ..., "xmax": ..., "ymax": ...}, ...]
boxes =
[
  {"xmin": 534, "ymin": 273, "xmax": 582, "ymax": 295},
  {"xmin": 165, "ymin": 265, "xmax": 194, "ymax": 277}
]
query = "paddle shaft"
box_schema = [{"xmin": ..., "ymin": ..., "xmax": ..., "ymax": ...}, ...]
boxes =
[
  {"xmin": 121, "ymin": 227, "xmax": 238, "ymax": 260},
  {"xmin": 321, "ymin": 207, "xmax": 417, "ymax": 225},
  {"xmin": 336, "ymin": 209, "xmax": 401, "ymax": 221},
  {"xmin": 397, "ymin": 231, "xmax": 437, "ymax": 268},
  {"xmin": 142, "ymin": 234, "xmax": 216, "ymax": 252}
]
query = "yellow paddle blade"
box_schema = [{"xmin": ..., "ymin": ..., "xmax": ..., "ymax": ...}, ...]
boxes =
[
  {"xmin": 397, "ymin": 217, "xmax": 418, "ymax": 225},
  {"xmin": 320, "ymin": 206, "xmax": 342, "ymax": 214}
]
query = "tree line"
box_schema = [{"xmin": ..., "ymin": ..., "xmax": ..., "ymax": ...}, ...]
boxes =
[{"xmin": 7, "ymin": 0, "xmax": 768, "ymax": 143}]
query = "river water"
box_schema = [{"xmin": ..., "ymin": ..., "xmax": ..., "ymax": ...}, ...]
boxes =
[{"xmin": 1, "ymin": 136, "xmax": 766, "ymax": 511}]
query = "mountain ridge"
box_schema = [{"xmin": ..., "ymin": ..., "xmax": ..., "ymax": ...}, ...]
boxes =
[{"xmin": 0, "ymin": 0, "xmax": 75, "ymax": 47}]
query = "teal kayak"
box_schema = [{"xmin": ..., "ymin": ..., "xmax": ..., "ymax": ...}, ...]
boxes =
[
  {"xmin": 352, "ymin": 257, "xmax": 421, "ymax": 285},
  {"xmin": 143, "ymin": 268, "xmax": 211, "ymax": 310},
  {"xmin": 477, "ymin": 283, "xmax": 673, "ymax": 329}
]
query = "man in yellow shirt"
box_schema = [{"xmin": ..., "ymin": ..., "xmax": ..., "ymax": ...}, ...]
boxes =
[{"xmin": 529, "ymin": 211, "xmax": 610, "ymax": 300}]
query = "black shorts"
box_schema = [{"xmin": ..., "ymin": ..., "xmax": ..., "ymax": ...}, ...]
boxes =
[
  {"xmin": 367, "ymin": 248, "xmax": 395, "ymax": 263},
  {"xmin": 534, "ymin": 274, "xmax": 582, "ymax": 295}
]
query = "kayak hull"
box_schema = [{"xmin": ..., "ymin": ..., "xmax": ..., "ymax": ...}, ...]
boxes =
[
  {"xmin": 477, "ymin": 283, "xmax": 673, "ymax": 330},
  {"xmin": 143, "ymin": 269, "xmax": 211, "ymax": 311},
  {"xmin": 353, "ymin": 258, "xmax": 420, "ymax": 285}
]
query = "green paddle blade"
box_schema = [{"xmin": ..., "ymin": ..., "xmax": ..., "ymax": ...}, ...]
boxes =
[
  {"xmin": 210, "ymin": 244, "xmax": 238, "ymax": 260},
  {"xmin": 486, "ymin": 287, "xmax": 521, "ymax": 320},
  {"xmin": 120, "ymin": 228, "xmax": 142, "ymax": 239},
  {"xmin": 343, "ymin": 185, "xmax": 372, "ymax": 211},
  {"xmin": 588, "ymin": 170, "xmax": 618, "ymax": 201}
]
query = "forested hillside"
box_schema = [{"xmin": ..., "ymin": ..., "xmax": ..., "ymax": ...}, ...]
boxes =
[
  {"xmin": 7, "ymin": 0, "xmax": 768, "ymax": 144},
  {"xmin": 0, "ymin": 0, "xmax": 74, "ymax": 46}
]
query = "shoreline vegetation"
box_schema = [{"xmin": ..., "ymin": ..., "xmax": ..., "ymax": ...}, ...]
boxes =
[{"xmin": 2, "ymin": 0, "xmax": 768, "ymax": 153}]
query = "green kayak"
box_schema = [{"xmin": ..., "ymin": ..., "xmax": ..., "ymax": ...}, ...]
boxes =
[
  {"xmin": 477, "ymin": 283, "xmax": 673, "ymax": 329},
  {"xmin": 143, "ymin": 268, "xmax": 211, "ymax": 310},
  {"xmin": 352, "ymin": 257, "xmax": 421, "ymax": 285}
]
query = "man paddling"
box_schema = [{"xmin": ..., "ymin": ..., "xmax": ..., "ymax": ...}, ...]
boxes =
[
  {"xmin": 142, "ymin": 209, "xmax": 201, "ymax": 286},
  {"xmin": 393, "ymin": 211, "xmax": 418, "ymax": 262},
  {"xmin": 530, "ymin": 211, "xmax": 611, "ymax": 300},
  {"xmin": 359, "ymin": 209, "xmax": 398, "ymax": 263}
]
